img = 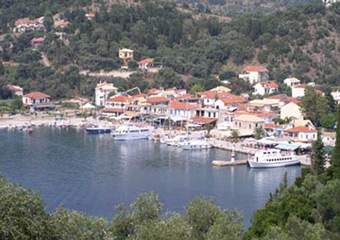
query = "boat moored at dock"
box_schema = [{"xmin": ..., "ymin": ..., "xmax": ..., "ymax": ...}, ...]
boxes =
[
  {"xmin": 248, "ymin": 149, "xmax": 300, "ymax": 168},
  {"xmin": 112, "ymin": 123, "xmax": 153, "ymax": 140},
  {"xmin": 85, "ymin": 127, "xmax": 112, "ymax": 134},
  {"xmin": 178, "ymin": 138, "xmax": 212, "ymax": 150}
]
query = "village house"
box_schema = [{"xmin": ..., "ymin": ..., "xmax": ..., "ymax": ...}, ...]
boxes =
[
  {"xmin": 291, "ymin": 83, "xmax": 323, "ymax": 98},
  {"xmin": 285, "ymin": 126, "xmax": 317, "ymax": 142},
  {"xmin": 54, "ymin": 21, "xmax": 70, "ymax": 29},
  {"xmin": 280, "ymin": 102, "xmax": 303, "ymax": 121},
  {"xmin": 138, "ymin": 58, "xmax": 154, "ymax": 70},
  {"xmin": 31, "ymin": 37, "xmax": 45, "ymax": 47},
  {"xmin": 127, "ymin": 95, "xmax": 150, "ymax": 114},
  {"xmin": 238, "ymin": 66, "xmax": 269, "ymax": 85},
  {"xmin": 331, "ymin": 90, "xmax": 340, "ymax": 104},
  {"xmin": 100, "ymin": 95, "xmax": 131, "ymax": 116},
  {"xmin": 119, "ymin": 48, "xmax": 134, "ymax": 67},
  {"xmin": 233, "ymin": 114, "xmax": 265, "ymax": 136},
  {"xmin": 292, "ymin": 84, "xmax": 307, "ymax": 98},
  {"xmin": 168, "ymin": 101, "xmax": 198, "ymax": 119},
  {"xmin": 85, "ymin": 13, "xmax": 95, "ymax": 20},
  {"xmin": 13, "ymin": 17, "xmax": 44, "ymax": 33},
  {"xmin": 247, "ymin": 99, "xmax": 280, "ymax": 113},
  {"xmin": 214, "ymin": 94, "xmax": 247, "ymax": 110},
  {"xmin": 209, "ymin": 86, "xmax": 231, "ymax": 93},
  {"xmin": 283, "ymin": 77, "xmax": 301, "ymax": 88},
  {"xmin": 7, "ymin": 84, "xmax": 23, "ymax": 96},
  {"xmin": 195, "ymin": 108, "xmax": 219, "ymax": 119},
  {"xmin": 253, "ymin": 81, "xmax": 279, "ymax": 96},
  {"xmin": 147, "ymin": 96, "xmax": 170, "ymax": 106},
  {"xmin": 95, "ymin": 82, "xmax": 118, "ymax": 106},
  {"xmin": 264, "ymin": 123, "xmax": 284, "ymax": 137},
  {"xmin": 197, "ymin": 91, "xmax": 219, "ymax": 107},
  {"xmin": 322, "ymin": 132, "xmax": 336, "ymax": 146},
  {"xmin": 265, "ymin": 94, "xmax": 299, "ymax": 105},
  {"xmin": 22, "ymin": 92, "xmax": 54, "ymax": 110}
]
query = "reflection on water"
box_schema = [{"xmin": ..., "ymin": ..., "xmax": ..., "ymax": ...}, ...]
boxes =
[{"xmin": 0, "ymin": 127, "xmax": 301, "ymax": 227}]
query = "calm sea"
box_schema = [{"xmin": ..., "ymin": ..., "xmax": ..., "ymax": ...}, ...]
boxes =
[{"xmin": 0, "ymin": 127, "xmax": 301, "ymax": 227}]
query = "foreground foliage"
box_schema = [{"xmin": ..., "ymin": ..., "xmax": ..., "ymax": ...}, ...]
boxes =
[{"xmin": 0, "ymin": 177, "xmax": 244, "ymax": 239}]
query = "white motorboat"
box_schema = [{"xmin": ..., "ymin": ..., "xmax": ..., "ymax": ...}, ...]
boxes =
[
  {"xmin": 248, "ymin": 149, "xmax": 300, "ymax": 168},
  {"xmin": 178, "ymin": 138, "xmax": 212, "ymax": 150},
  {"xmin": 112, "ymin": 123, "xmax": 153, "ymax": 140},
  {"xmin": 165, "ymin": 135, "xmax": 188, "ymax": 146}
]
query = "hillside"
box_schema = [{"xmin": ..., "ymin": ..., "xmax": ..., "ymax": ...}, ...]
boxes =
[
  {"xmin": 1, "ymin": 0, "xmax": 340, "ymax": 100},
  {"xmin": 173, "ymin": 0, "xmax": 314, "ymax": 17}
]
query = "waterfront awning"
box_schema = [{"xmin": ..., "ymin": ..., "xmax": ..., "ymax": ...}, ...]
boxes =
[
  {"xmin": 257, "ymin": 138, "xmax": 278, "ymax": 145},
  {"xmin": 275, "ymin": 143, "xmax": 300, "ymax": 151},
  {"xmin": 170, "ymin": 116, "xmax": 187, "ymax": 122}
]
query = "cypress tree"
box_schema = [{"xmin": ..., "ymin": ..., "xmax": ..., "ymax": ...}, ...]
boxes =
[
  {"xmin": 331, "ymin": 104, "xmax": 340, "ymax": 179},
  {"xmin": 311, "ymin": 131, "xmax": 325, "ymax": 175}
]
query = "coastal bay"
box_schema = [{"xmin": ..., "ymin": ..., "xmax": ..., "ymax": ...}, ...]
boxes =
[{"xmin": 0, "ymin": 127, "xmax": 301, "ymax": 226}]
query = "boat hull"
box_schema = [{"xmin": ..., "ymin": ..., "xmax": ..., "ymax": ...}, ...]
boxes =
[
  {"xmin": 248, "ymin": 159, "xmax": 300, "ymax": 168},
  {"xmin": 86, "ymin": 128, "xmax": 111, "ymax": 134},
  {"xmin": 180, "ymin": 144, "xmax": 212, "ymax": 150},
  {"xmin": 112, "ymin": 133, "xmax": 151, "ymax": 140}
]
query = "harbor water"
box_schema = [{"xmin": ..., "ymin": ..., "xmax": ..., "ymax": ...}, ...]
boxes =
[{"xmin": 0, "ymin": 127, "xmax": 302, "ymax": 227}]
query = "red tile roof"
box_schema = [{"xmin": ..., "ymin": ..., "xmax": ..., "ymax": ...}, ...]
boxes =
[
  {"xmin": 86, "ymin": 13, "xmax": 95, "ymax": 18},
  {"xmin": 191, "ymin": 117, "xmax": 217, "ymax": 124},
  {"xmin": 286, "ymin": 126, "xmax": 317, "ymax": 133},
  {"xmin": 23, "ymin": 92, "xmax": 51, "ymax": 99},
  {"xmin": 220, "ymin": 94, "xmax": 246, "ymax": 105},
  {"xmin": 264, "ymin": 123, "xmax": 282, "ymax": 128},
  {"xmin": 169, "ymin": 101, "xmax": 198, "ymax": 110},
  {"xmin": 132, "ymin": 93, "xmax": 147, "ymax": 99},
  {"xmin": 7, "ymin": 84, "xmax": 22, "ymax": 91},
  {"xmin": 100, "ymin": 108, "xmax": 125, "ymax": 113},
  {"xmin": 107, "ymin": 95, "xmax": 131, "ymax": 103},
  {"xmin": 197, "ymin": 91, "xmax": 237, "ymax": 100},
  {"xmin": 138, "ymin": 58, "xmax": 154, "ymax": 65},
  {"xmin": 266, "ymin": 94, "xmax": 299, "ymax": 104},
  {"xmin": 258, "ymin": 81, "xmax": 278, "ymax": 88},
  {"xmin": 147, "ymin": 96, "xmax": 169, "ymax": 103},
  {"xmin": 294, "ymin": 84, "xmax": 307, "ymax": 89},
  {"xmin": 148, "ymin": 88, "xmax": 159, "ymax": 94},
  {"xmin": 60, "ymin": 21, "xmax": 70, "ymax": 26},
  {"xmin": 31, "ymin": 37, "xmax": 44, "ymax": 43},
  {"xmin": 243, "ymin": 66, "xmax": 269, "ymax": 73}
]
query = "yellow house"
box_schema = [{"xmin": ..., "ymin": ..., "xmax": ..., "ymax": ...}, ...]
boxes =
[
  {"xmin": 119, "ymin": 48, "xmax": 134, "ymax": 66},
  {"xmin": 210, "ymin": 86, "xmax": 231, "ymax": 93},
  {"xmin": 280, "ymin": 102, "xmax": 303, "ymax": 121}
]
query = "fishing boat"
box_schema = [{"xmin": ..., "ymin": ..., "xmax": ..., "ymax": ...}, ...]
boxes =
[
  {"xmin": 112, "ymin": 123, "xmax": 153, "ymax": 140},
  {"xmin": 85, "ymin": 126, "xmax": 112, "ymax": 134},
  {"xmin": 178, "ymin": 138, "xmax": 212, "ymax": 150},
  {"xmin": 248, "ymin": 149, "xmax": 300, "ymax": 168}
]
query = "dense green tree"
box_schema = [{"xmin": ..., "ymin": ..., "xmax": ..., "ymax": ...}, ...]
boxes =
[
  {"xmin": 311, "ymin": 132, "xmax": 326, "ymax": 175},
  {"xmin": 331, "ymin": 104, "xmax": 340, "ymax": 180},
  {"xmin": 320, "ymin": 113, "xmax": 336, "ymax": 130},
  {"xmin": 300, "ymin": 87, "xmax": 330, "ymax": 127},
  {"xmin": 43, "ymin": 11, "xmax": 54, "ymax": 32},
  {"xmin": 254, "ymin": 126, "xmax": 265, "ymax": 140},
  {"xmin": 189, "ymin": 84, "xmax": 205, "ymax": 94},
  {"xmin": 153, "ymin": 68, "xmax": 185, "ymax": 89}
]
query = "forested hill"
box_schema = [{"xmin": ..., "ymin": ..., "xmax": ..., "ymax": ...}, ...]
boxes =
[
  {"xmin": 1, "ymin": 0, "xmax": 340, "ymax": 99},
  {"xmin": 173, "ymin": 0, "xmax": 314, "ymax": 17}
]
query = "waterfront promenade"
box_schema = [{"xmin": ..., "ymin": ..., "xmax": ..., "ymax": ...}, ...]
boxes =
[
  {"xmin": 209, "ymin": 138, "xmax": 311, "ymax": 166},
  {"xmin": 208, "ymin": 139, "xmax": 256, "ymax": 154}
]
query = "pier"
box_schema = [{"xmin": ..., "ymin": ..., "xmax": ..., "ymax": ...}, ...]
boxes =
[
  {"xmin": 212, "ymin": 160, "xmax": 248, "ymax": 167},
  {"xmin": 208, "ymin": 139, "xmax": 256, "ymax": 154}
]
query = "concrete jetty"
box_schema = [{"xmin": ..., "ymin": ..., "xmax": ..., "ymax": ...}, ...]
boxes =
[
  {"xmin": 212, "ymin": 160, "xmax": 248, "ymax": 167},
  {"xmin": 208, "ymin": 139, "xmax": 256, "ymax": 154}
]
